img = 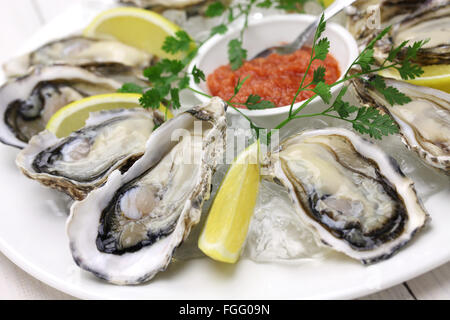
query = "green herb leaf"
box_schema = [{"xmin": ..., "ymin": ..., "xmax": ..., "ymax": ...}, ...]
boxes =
[
  {"xmin": 245, "ymin": 94, "xmax": 276, "ymax": 109},
  {"xmin": 315, "ymin": 13, "xmax": 326, "ymax": 40},
  {"xmin": 352, "ymin": 106, "xmax": 399, "ymax": 139},
  {"xmin": 139, "ymin": 88, "xmax": 161, "ymax": 109},
  {"xmin": 210, "ymin": 24, "xmax": 228, "ymax": 37},
  {"xmin": 387, "ymin": 40, "xmax": 409, "ymax": 62},
  {"xmin": 371, "ymin": 76, "xmax": 411, "ymax": 105},
  {"xmin": 228, "ymin": 39, "xmax": 247, "ymax": 70},
  {"xmin": 170, "ymin": 88, "xmax": 181, "ymax": 109},
  {"xmin": 312, "ymin": 66, "xmax": 326, "ymax": 85},
  {"xmin": 144, "ymin": 64, "xmax": 163, "ymax": 82},
  {"xmin": 192, "ymin": 65, "xmax": 206, "ymax": 84},
  {"xmin": 117, "ymin": 83, "xmax": 144, "ymax": 94},
  {"xmin": 355, "ymin": 48, "xmax": 374, "ymax": 72},
  {"xmin": 396, "ymin": 61, "xmax": 424, "ymax": 80},
  {"xmin": 234, "ymin": 75, "xmax": 250, "ymax": 96},
  {"xmin": 275, "ymin": 0, "xmax": 307, "ymax": 12},
  {"xmin": 330, "ymin": 87, "xmax": 358, "ymax": 118},
  {"xmin": 205, "ymin": 1, "xmax": 226, "ymax": 17},
  {"xmin": 179, "ymin": 75, "xmax": 190, "ymax": 89},
  {"xmin": 314, "ymin": 38, "xmax": 330, "ymax": 61},
  {"xmin": 366, "ymin": 26, "xmax": 391, "ymax": 50},
  {"xmin": 257, "ymin": 0, "xmax": 273, "ymax": 8},
  {"xmin": 313, "ymin": 81, "xmax": 332, "ymax": 104},
  {"xmin": 162, "ymin": 30, "xmax": 192, "ymax": 54},
  {"xmin": 404, "ymin": 39, "xmax": 429, "ymax": 60}
]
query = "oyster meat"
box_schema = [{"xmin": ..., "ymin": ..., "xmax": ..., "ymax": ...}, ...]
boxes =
[
  {"xmin": 0, "ymin": 65, "xmax": 147, "ymax": 149},
  {"xmin": 352, "ymin": 76, "xmax": 450, "ymax": 172},
  {"xmin": 264, "ymin": 128, "xmax": 429, "ymax": 264},
  {"xmin": 67, "ymin": 98, "xmax": 227, "ymax": 284},
  {"xmin": 3, "ymin": 36, "xmax": 153, "ymax": 78},
  {"xmin": 16, "ymin": 108, "xmax": 164, "ymax": 200}
]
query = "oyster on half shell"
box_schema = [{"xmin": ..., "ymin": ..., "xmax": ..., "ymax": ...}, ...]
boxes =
[
  {"xmin": 352, "ymin": 76, "xmax": 450, "ymax": 172},
  {"xmin": 67, "ymin": 97, "xmax": 227, "ymax": 284},
  {"xmin": 0, "ymin": 64, "xmax": 147, "ymax": 149},
  {"xmin": 263, "ymin": 128, "xmax": 429, "ymax": 264},
  {"xmin": 16, "ymin": 108, "xmax": 164, "ymax": 200},
  {"xmin": 3, "ymin": 36, "xmax": 154, "ymax": 78},
  {"xmin": 347, "ymin": 0, "xmax": 450, "ymax": 65}
]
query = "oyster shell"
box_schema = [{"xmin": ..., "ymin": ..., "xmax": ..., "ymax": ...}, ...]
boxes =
[
  {"xmin": 0, "ymin": 65, "xmax": 147, "ymax": 149},
  {"xmin": 347, "ymin": 0, "xmax": 427, "ymax": 44},
  {"xmin": 67, "ymin": 97, "xmax": 227, "ymax": 284},
  {"xmin": 352, "ymin": 77, "xmax": 450, "ymax": 172},
  {"xmin": 390, "ymin": 2, "xmax": 450, "ymax": 65},
  {"xmin": 16, "ymin": 108, "xmax": 164, "ymax": 200},
  {"xmin": 3, "ymin": 36, "xmax": 153, "ymax": 78},
  {"xmin": 264, "ymin": 128, "xmax": 429, "ymax": 264},
  {"xmin": 347, "ymin": 0, "xmax": 450, "ymax": 65}
]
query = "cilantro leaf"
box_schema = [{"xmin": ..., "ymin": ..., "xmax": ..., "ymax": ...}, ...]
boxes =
[
  {"xmin": 366, "ymin": 26, "xmax": 391, "ymax": 50},
  {"xmin": 355, "ymin": 48, "xmax": 374, "ymax": 72},
  {"xmin": 179, "ymin": 75, "xmax": 190, "ymax": 89},
  {"xmin": 144, "ymin": 64, "xmax": 163, "ymax": 82},
  {"xmin": 234, "ymin": 75, "xmax": 250, "ymax": 96},
  {"xmin": 245, "ymin": 94, "xmax": 276, "ymax": 109},
  {"xmin": 313, "ymin": 81, "xmax": 332, "ymax": 104},
  {"xmin": 257, "ymin": 0, "xmax": 273, "ymax": 8},
  {"xmin": 352, "ymin": 106, "xmax": 399, "ymax": 139},
  {"xmin": 247, "ymin": 100, "xmax": 276, "ymax": 110},
  {"xmin": 170, "ymin": 88, "xmax": 181, "ymax": 109},
  {"xmin": 314, "ymin": 13, "xmax": 326, "ymax": 40},
  {"xmin": 228, "ymin": 39, "xmax": 247, "ymax": 70},
  {"xmin": 205, "ymin": 1, "xmax": 226, "ymax": 17},
  {"xmin": 330, "ymin": 87, "xmax": 357, "ymax": 118},
  {"xmin": 275, "ymin": 0, "xmax": 307, "ymax": 12},
  {"xmin": 139, "ymin": 89, "xmax": 161, "ymax": 110},
  {"xmin": 192, "ymin": 65, "xmax": 206, "ymax": 84},
  {"xmin": 396, "ymin": 61, "xmax": 424, "ymax": 80},
  {"xmin": 162, "ymin": 31, "xmax": 192, "ymax": 54},
  {"xmin": 387, "ymin": 40, "xmax": 408, "ymax": 62},
  {"xmin": 312, "ymin": 66, "xmax": 326, "ymax": 85},
  {"xmin": 404, "ymin": 39, "xmax": 429, "ymax": 60},
  {"xmin": 210, "ymin": 24, "xmax": 228, "ymax": 37},
  {"xmin": 118, "ymin": 83, "xmax": 144, "ymax": 94},
  {"xmin": 314, "ymin": 38, "xmax": 330, "ymax": 61},
  {"xmin": 371, "ymin": 76, "xmax": 411, "ymax": 105}
]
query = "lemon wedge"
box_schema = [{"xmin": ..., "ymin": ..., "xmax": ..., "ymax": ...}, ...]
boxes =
[
  {"xmin": 46, "ymin": 93, "xmax": 171, "ymax": 138},
  {"xmin": 83, "ymin": 7, "xmax": 181, "ymax": 58},
  {"xmin": 380, "ymin": 65, "xmax": 450, "ymax": 93},
  {"xmin": 322, "ymin": 0, "xmax": 335, "ymax": 7},
  {"xmin": 198, "ymin": 141, "xmax": 260, "ymax": 263}
]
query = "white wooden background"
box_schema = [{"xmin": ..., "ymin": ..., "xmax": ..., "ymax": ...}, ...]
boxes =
[{"xmin": 0, "ymin": 0, "xmax": 449, "ymax": 300}]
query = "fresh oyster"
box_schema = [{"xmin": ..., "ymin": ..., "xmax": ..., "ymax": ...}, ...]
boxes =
[
  {"xmin": 0, "ymin": 65, "xmax": 147, "ymax": 149},
  {"xmin": 388, "ymin": 2, "xmax": 450, "ymax": 65},
  {"xmin": 16, "ymin": 108, "xmax": 164, "ymax": 200},
  {"xmin": 352, "ymin": 77, "xmax": 450, "ymax": 172},
  {"xmin": 264, "ymin": 128, "xmax": 429, "ymax": 264},
  {"xmin": 3, "ymin": 36, "xmax": 153, "ymax": 78},
  {"xmin": 67, "ymin": 97, "xmax": 227, "ymax": 284},
  {"xmin": 347, "ymin": 0, "xmax": 427, "ymax": 44},
  {"xmin": 347, "ymin": 1, "xmax": 450, "ymax": 65}
]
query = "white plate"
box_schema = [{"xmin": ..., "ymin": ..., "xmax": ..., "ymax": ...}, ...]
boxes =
[{"xmin": 0, "ymin": 1, "xmax": 449, "ymax": 300}]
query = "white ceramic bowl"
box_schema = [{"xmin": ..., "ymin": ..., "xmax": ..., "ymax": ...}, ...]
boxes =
[{"xmin": 189, "ymin": 14, "xmax": 358, "ymax": 128}]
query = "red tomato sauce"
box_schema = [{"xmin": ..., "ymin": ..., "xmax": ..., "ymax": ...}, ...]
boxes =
[{"xmin": 207, "ymin": 47, "xmax": 340, "ymax": 108}]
